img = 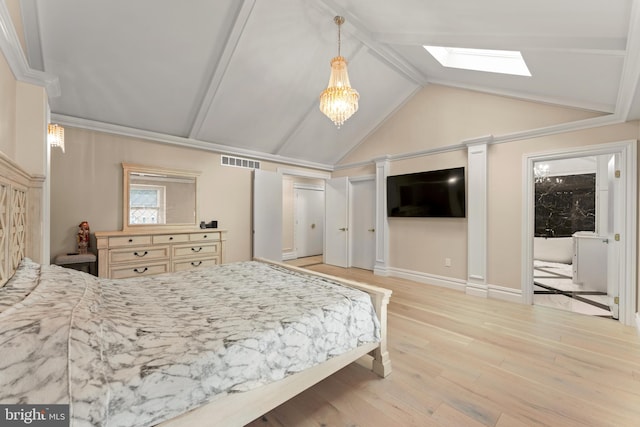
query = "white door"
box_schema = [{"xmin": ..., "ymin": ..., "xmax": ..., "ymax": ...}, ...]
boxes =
[
  {"xmin": 351, "ymin": 180, "xmax": 376, "ymax": 270},
  {"xmin": 325, "ymin": 177, "xmax": 349, "ymax": 267},
  {"xmin": 253, "ymin": 169, "xmax": 283, "ymax": 261},
  {"xmin": 607, "ymin": 154, "xmax": 620, "ymax": 319},
  {"xmin": 295, "ymin": 187, "xmax": 324, "ymax": 257}
]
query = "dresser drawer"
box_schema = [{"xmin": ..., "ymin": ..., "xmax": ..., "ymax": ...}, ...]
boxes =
[
  {"xmin": 96, "ymin": 229, "xmax": 226, "ymax": 278},
  {"xmin": 172, "ymin": 257, "xmax": 219, "ymax": 272},
  {"xmin": 109, "ymin": 246, "xmax": 170, "ymax": 264},
  {"xmin": 189, "ymin": 232, "xmax": 220, "ymax": 242},
  {"xmin": 110, "ymin": 262, "xmax": 169, "ymax": 279},
  {"xmin": 108, "ymin": 235, "xmax": 152, "ymax": 247},
  {"xmin": 153, "ymin": 234, "xmax": 189, "ymax": 244},
  {"xmin": 173, "ymin": 242, "xmax": 220, "ymax": 258}
]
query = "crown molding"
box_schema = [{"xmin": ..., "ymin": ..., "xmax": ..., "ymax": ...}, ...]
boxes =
[
  {"xmin": 51, "ymin": 114, "xmax": 335, "ymax": 172},
  {"xmin": 335, "ymin": 110, "xmax": 628, "ymax": 171},
  {"xmin": 0, "ymin": 0, "xmax": 60, "ymax": 97}
]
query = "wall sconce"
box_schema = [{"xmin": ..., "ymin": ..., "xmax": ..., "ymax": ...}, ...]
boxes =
[{"xmin": 48, "ymin": 123, "xmax": 65, "ymax": 153}]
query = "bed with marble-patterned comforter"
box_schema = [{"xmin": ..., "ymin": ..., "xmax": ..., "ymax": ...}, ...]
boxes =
[{"xmin": 0, "ymin": 259, "xmax": 380, "ymax": 427}]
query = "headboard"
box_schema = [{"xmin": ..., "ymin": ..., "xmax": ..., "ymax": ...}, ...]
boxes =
[{"xmin": 0, "ymin": 152, "xmax": 42, "ymax": 287}]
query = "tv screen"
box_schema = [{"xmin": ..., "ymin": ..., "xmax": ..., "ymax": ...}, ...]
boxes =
[{"xmin": 387, "ymin": 167, "xmax": 466, "ymax": 218}]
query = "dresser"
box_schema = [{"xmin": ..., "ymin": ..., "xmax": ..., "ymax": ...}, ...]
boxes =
[{"xmin": 95, "ymin": 229, "xmax": 226, "ymax": 279}]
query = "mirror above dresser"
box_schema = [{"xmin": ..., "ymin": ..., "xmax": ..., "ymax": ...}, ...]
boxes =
[{"xmin": 122, "ymin": 163, "xmax": 200, "ymax": 232}]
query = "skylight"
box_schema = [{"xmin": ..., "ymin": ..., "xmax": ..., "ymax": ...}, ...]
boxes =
[{"xmin": 423, "ymin": 46, "xmax": 531, "ymax": 77}]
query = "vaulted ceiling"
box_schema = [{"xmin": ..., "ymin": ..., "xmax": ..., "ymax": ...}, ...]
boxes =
[{"xmin": 17, "ymin": 0, "xmax": 640, "ymax": 168}]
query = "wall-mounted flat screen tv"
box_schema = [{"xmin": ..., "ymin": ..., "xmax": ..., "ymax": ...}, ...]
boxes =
[{"xmin": 387, "ymin": 167, "xmax": 466, "ymax": 218}]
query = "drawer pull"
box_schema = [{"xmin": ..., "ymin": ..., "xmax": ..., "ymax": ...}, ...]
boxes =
[
  {"xmin": 133, "ymin": 267, "xmax": 148, "ymax": 274},
  {"xmin": 191, "ymin": 247, "xmax": 203, "ymax": 253},
  {"xmin": 203, "ymin": 235, "xmax": 208, "ymax": 239},
  {"xmin": 169, "ymin": 236, "xmax": 174, "ymax": 240},
  {"xmin": 191, "ymin": 261, "xmax": 203, "ymax": 267},
  {"xmin": 133, "ymin": 251, "xmax": 148, "ymax": 257},
  {"xmin": 128, "ymin": 238, "xmax": 133, "ymax": 243}
]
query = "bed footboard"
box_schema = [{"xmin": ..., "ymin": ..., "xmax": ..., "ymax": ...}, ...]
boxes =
[{"xmin": 257, "ymin": 258, "xmax": 392, "ymax": 378}]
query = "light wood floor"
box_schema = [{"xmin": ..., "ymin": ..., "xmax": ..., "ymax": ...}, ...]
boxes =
[{"xmin": 246, "ymin": 264, "xmax": 640, "ymax": 427}]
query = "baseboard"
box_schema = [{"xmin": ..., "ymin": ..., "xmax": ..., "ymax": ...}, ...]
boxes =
[
  {"xmin": 386, "ymin": 266, "xmax": 523, "ymax": 304},
  {"xmin": 373, "ymin": 265, "xmax": 389, "ymax": 277},
  {"xmin": 282, "ymin": 251, "xmax": 297, "ymax": 261},
  {"xmin": 466, "ymin": 282, "xmax": 488, "ymax": 298},
  {"xmin": 487, "ymin": 284, "xmax": 523, "ymax": 304},
  {"xmin": 387, "ymin": 267, "xmax": 467, "ymax": 292}
]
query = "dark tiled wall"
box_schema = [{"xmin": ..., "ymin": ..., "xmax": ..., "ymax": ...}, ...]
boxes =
[{"xmin": 534, "ymin": 173, "xmax": 596, "ymax": 237}]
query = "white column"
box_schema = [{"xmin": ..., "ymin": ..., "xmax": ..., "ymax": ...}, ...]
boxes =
[
  {"xmin": 374, "ymin": 157, "xmax": 390, "ymax": 276},
  {"xmin": 465, "ymin": 138, "xmax": 490, "ymax": 296}
]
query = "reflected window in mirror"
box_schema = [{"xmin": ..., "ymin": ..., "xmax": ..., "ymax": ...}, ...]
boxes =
[{"xmin": 130, "ymin": 184, "xmax": 165, "ymax": 224}]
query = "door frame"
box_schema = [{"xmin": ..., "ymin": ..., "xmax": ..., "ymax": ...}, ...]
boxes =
[
  {"xmin": 294, "ymin": 183, "xmax": 324, "ymax": 258},
  {"xmin": 278, "ymin": 168, "xmax": 331, "ymax": 261},
  {"xmin": 521, "ymin": 140, "xmax": 637, "ymax": 326}
]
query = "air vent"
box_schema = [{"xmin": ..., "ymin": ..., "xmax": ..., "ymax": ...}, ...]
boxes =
[{"xmin": 221, "ymin": 155, "xmax": 260, "ymax": 170}]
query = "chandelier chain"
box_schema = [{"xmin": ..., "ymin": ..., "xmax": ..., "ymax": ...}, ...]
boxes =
[{"xmin": 337, "ymin": 18, "xmax": 341, "ymax": 57}]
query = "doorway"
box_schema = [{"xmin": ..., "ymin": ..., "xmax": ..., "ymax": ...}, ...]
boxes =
[
  {"xmin": 294, "ymin": 186, "xmax": 324, "ymax": 258},
  {"xmin": 522, "ymin": 140, "xmax": 637, "ymax": 325},
  {"xmin": 531, "ymin": 156, "xmax": 611, "ymax": 317}
]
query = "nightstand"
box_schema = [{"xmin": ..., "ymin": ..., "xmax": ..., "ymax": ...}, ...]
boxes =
[{"xmin": 54, "ymin": 253, "xmax": 97, "ymax": 276}]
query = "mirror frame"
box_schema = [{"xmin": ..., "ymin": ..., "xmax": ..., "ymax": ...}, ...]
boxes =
[{"xmin": 122, "ymin": 163, "xmax": 201, "ymax": 232}]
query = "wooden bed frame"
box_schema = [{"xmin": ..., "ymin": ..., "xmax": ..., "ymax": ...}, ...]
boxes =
[{"xmin": 3, "ymin": 155, "xmax": 391, "ymax": 426}]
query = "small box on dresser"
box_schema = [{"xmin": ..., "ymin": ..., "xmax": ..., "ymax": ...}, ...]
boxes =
[{"xmin": 95, "ymin": 229, "xmax": 226, "ymax": 279}]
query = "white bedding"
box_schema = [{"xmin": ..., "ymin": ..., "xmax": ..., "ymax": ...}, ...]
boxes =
[{"xmin": 0, "ymin": 259, "xmax": 380, "ymax": 426}]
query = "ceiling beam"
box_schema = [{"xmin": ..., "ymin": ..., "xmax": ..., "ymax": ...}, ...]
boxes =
[
  {"xmin": 615, "ymin": 0, "xmax": 640, "ymax": 119},
  {"xmin": 187, "ymin": 0, "xmax": 257, "ymax": 140}
]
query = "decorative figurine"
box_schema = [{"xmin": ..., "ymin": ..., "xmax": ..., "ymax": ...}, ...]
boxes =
[{"xmin": 77, "ymin": 221, "xmax": 90, "ymax": 254}]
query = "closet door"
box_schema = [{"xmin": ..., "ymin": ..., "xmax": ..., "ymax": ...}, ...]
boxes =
[
  {"xmin": 295, "ymin": 187, "xmax": 324, "ymax": 258},
  {"xmin": 350, "ymin": 180, "xmax": 375, "ymax": 270},
  {"xmin": 253, "ymin": 170, "xmax": 282, "ymax": 261},
  {"xmin": 324, "ymin": 177, "xmax": 348, "ymax": 267}
]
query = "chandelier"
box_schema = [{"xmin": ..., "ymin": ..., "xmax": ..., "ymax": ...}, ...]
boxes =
[{"xmin": 319, "ymin": 16, "xmax": 359, "ymax": 128}]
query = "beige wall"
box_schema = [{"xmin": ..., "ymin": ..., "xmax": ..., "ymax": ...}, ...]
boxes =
[
  {"xmin": 338, "ymin": 84, "xmax": 639, "ymax": 305},
  {"xmin": 388, "ymin": 150, "xmax": 468, "ymax": 279},
  {"xmin": 340, "ymin": 85, "xmax": 603, "ymax": 165},
  {"xmin": 0, "ymin": 43, "xmax": 48, "ymax": 263},
  {"xmin": 50, "ymin": 127, "xmax": 326, "ymax": 262},
  {"xmin": 15, "ymin": 82, "xmax": 47, "ymax": 176},
  {"xmin": 0, "ymin": 51, "xmax": 17, "ymax": 158}
]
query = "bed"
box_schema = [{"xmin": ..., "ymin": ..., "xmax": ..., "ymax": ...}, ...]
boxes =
[{"xmin": 0, "ymin": 157, "xmax": 392, "ymax": 427}]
